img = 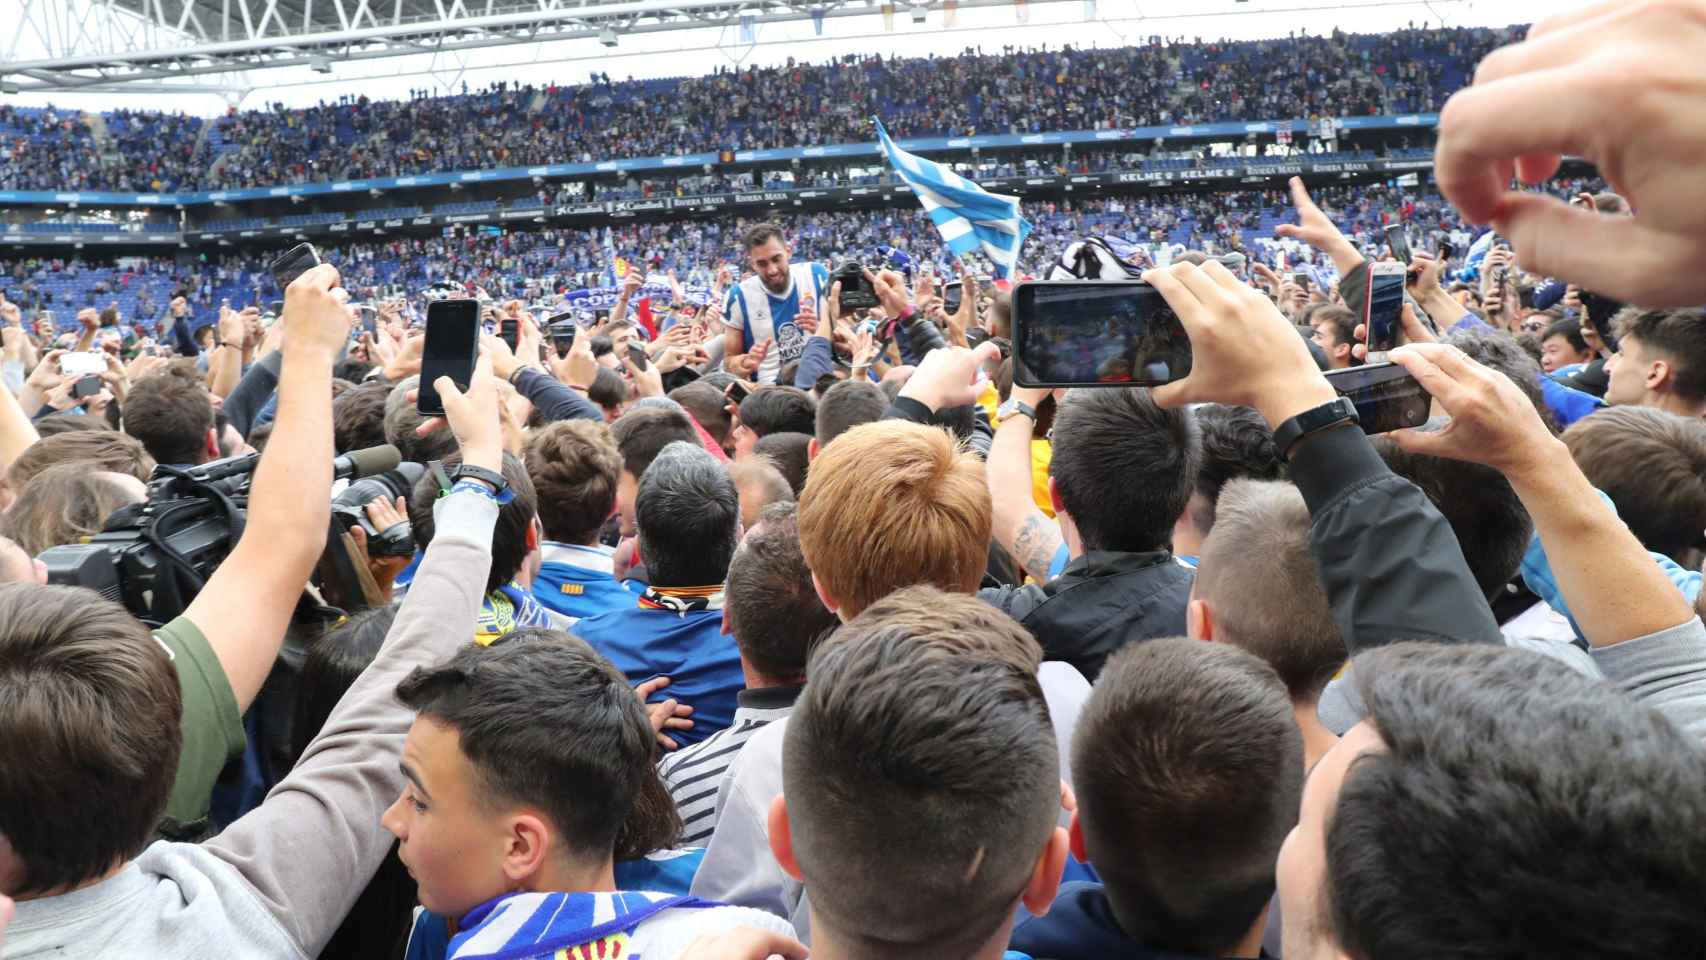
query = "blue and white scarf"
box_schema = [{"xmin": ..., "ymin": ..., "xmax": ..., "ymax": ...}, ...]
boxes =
[{"xmin": 448, "ymin": 891, "xmax": 717, "ymax": 960}]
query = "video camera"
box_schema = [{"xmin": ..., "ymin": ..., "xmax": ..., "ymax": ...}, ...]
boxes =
[{"xmin": 41, "ymin": 445, "xmax": 404, "ymax": 627}]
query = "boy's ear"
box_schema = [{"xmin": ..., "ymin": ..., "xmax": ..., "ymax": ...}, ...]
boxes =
[
  {"xmin": 766, "ymin": 793, "xmax": 804, "ymax": 882},
  {"xmin": 1021, "ymin": 825, "xmax": 1070, "ymax": 917},
  {"xmin": 503, "ymin": 812, "xmax": 552, "ymax": 886},
  {"xmin": 1067, "ymin": 809, "xmax": 1088, "ymax": 863}
]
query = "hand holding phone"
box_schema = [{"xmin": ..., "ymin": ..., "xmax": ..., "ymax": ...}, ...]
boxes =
[
  {"xmin": 1324, "ymin": 362, "xmax": 1431, "ymax": 436},
  {"xmin": 1384, "ymin": 224, "xmax": 1413, "ymax": 265}
]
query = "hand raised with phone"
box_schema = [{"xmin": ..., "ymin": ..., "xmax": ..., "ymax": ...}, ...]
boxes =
[{"xmin": 1141, "ymin": 261, "xmax": 1336, "ymax": 428}]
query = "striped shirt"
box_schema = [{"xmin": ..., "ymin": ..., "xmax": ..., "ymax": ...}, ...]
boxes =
[{"xmin": 658, "ymin": 685, "xmax": 802, "ymax": 845}]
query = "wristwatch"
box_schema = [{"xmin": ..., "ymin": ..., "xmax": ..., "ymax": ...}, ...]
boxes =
[
  {"xmin": 1273, "ymin": 397, "xmax": 1358, "ymax": 461},
  {"xmin": 998, "ymin": 398, "xmax": 1039, "ymax": 424},
  {"xmin": 450, "ymin": 463, "xmax": 510, "ymax": 495}
]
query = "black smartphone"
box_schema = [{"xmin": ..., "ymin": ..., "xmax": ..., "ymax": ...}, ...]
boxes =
[
  {"xmin": 72, "ymin": 375, "xmax": 104, "ymax": 399},
  {"xmin": 1362, "ymin": 261, "xmax": 1407, "ymax": 359},
  {"xmin": 1579, "ymin": 291, "xmax": 1624, "ymax": 349},
  {"xmin": 1011, "ymin": 280, "xmax": 1191, "ymax": 388},
  {"xmin": 1384, "ymin": 224, "xmax": 1412, "ymax": 265},
  {"xmin": 268, "ymin": 243, "xmax": 321, "ymax": 293},
  {"xmin": 1291, "ymin": 271, "xmax": 1310, "ymax": 289},
  {"xmin": 724, "ymin": 379, "xmax": 755, "ymax": 408},
  {"xmin": 1437, "ymin": 240, "xmax": 1455, "ymax": 261},
  {"xmin": 942, "ymin": 280, "xmax": 964, "ymax": 315},
  {"xmin": 418, "ymin": 298, "xmax": 480, "ymax": 417},
  {"xmin": 627, "ymin": 343, "xmax": 650, "ymax": 371},
  {"xmin": 499, "ymin": 315, "xmax": 520, "ymax": 352},
  {"xmin": 546, "ymin": 312, "xmax": 577, "ymax": 358},
  {"xmin": 1324, "ymin": 362, "xmax": 1432, "ymax": 436}
]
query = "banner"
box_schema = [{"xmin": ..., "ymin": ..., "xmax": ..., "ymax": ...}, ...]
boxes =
[{"xmin": 556, "ymin": 277, "xmax": 714, "ymax": 316}]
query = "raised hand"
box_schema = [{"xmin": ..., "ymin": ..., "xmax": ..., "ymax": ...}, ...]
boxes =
[{"xmin": 1434, "ymin": 0, "xmax": 1706, "ymax": 305}]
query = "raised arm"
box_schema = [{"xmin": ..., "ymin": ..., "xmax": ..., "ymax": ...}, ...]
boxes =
[
  {"xmin": 179, "ymin": 266, "xmax": 348, "ymax": 712},
  {"xmin": 988, "ymin": 385, "xmax": 1062, "ymax": 583},
  {"xmin": 1144, "ymin": 260, "xmax": 1503, "ymax": 650},
  {"xmin": 208, "ymin": 356, "xmax": 505, "ymax": 956}
]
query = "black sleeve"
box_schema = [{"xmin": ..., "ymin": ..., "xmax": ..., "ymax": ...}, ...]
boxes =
[
  {"xmin": 1287, "ymin": 423, "xmax": 1503, "ymax": 650},
  {"xmin": 513, "ymin": 368, "xmax": 603, "ymax": 423},
  {"xmin": 224, "ymin": 349, "xmax": 283, "ymax": 439},
  {"xmin": 882, "ymin": 396, "xmax": 936, "ymax": 426}
]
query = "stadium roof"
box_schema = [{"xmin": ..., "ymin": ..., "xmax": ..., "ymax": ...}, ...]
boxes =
[{"xmin": 4, "ymin": 0, "xmax": 1085, "ymax": 93}]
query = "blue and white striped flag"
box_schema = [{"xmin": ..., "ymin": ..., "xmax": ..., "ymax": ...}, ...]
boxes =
[{"xmin": 874, "ymin": 119, "xmax": 1031, "ymax": 278}]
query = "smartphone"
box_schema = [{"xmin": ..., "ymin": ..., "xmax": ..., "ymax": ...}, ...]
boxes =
[
  {"xmin": 1275, "ymin": 251, "xmax": 1288, "ymax": 272},
  {"xmin": 942, "ymin": 280, "xmax": 964, "ymax": 316},
  {"xmin": 59, "ymin": 352, "xmax": 107, "ymax": 377},
  {"xmin": 418, "ymin": 298, "xmax": 480, "ymax": 417},
  {"xmin": 1291, "ymin": 271, "xmax": 1309, "ymax": 289},
  {"xmin": 1362, "ymin": 261, "xmax": 1407, "ymax": 361},
  {"xmin": 267, "ymin": 300, "xmax": 285, "ymax": 317},
  {"xmin": 268, "ymin": 242, "xmax": 321, "ymax": 293},
  {"xmin": 627, "ymin": 343, "xmax": 650, "ymax": 371},
  {"xmin": 499, "ymin": 315, "xmax": 520, "ymax": 352},
  {"xmin": 1011, "ymin": 280, "xmax": 1191, "ymax": 388},
  {"xmin": 1324, "ymin": 362, "xmax": 1432, "ymax": 436},
  {"xmin": 72, "ymin": 375, "xmax": 104, "ymax": 400},
  {"xmin": 1579, "ymin": 291, "xmax": 1624, "ymax": 349},
  {"xmin": 546, "ymin": 312, "xmax": 577, "ymax": 358},
  {"xmin": 724, "ymin": 379, "xmax": 755, "ymax": 407},
  {"xmin": 1384, "ymin": 224, "xmax": 1413, "ymax": 265},
  {"xmin": 1437, "ymin": 240, "xmax": 1455, "ymax": 261}
]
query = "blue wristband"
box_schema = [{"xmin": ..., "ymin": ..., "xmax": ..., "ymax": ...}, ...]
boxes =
[{"xmin": 450, "ymin": 478, "xmax": 515, "ymax": 505}]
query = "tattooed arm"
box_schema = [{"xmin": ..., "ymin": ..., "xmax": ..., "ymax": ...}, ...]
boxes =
[{"xmin": 989, "ymin": 389, "xmax": 1064, "ymax": 583}]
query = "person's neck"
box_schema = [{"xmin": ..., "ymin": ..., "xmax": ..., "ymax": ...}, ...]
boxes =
[
  {"xmin": 1649, "ymin": 392, "xmax": 1706, "ymax": 419},
  {"xmin": 738, "ymin": 652, "xmax": 803, "ymax": 691},
  {"xmin": 1294, "ymin": 698, "xmax": 1339, "ymax": 772},
  {"xmin": 1225, "ymin": 904, "xmax": 1272, "ymax": 959},
  {"xmin": 517, "ymin": 856, "xmax": 618, "ymax": 903},
  {"xmin": 12, "ymin": 860, "xmax": 128, "ymax": 901},
  {"xmin": 806, "ymin": 909, "xmax": 1017, "ymax": 960}
]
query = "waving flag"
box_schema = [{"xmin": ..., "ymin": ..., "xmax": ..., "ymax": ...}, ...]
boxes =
[{"xmin": 875, "ymin": 119, "xmax": 1031, "ymax": 278}]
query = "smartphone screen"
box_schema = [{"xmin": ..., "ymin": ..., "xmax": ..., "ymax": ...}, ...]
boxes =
[
  {"xmin": 419, "ymin": 299, "xmax": 480, "ymax": 417},
  {"xmin": 1364, "ymin": 265, "xmax": 1407, "ymax": 359},
  {"xmin": 942, "ymin": 281, "xmax": 964, "ymax": 315},
  {"xmin": 269, "ymin": 243, "xmax": 321, "ymax": 293},
  {"xmin": 547, "ymin": 313, "xmax": 577, "ymax": 358},
  {"xmin": 1384, "ymin": 225, "xmax": 1413, "ymax": 265},
  {"xmin": 627, "ymin": 343, "xmax": 650, "ymax": 371},
  {"xmin": 59, "ymin": 352, "xmax": 107, "ymax": 377},
  {"xmin": 1012, "ymin": 281, "xmax": 1191, "ymax": 387},
  {"xmin": 499, "ymin": 315, "xmax": 520, "ymax": 352},
  {"xmin": 1325, "ymin": 362, "xmax": 1431, "ymax": 436}
]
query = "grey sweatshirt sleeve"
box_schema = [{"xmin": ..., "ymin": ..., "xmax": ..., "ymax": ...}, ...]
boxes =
[
  {"xmin": 1591, "ymin": 615, "xmax": 1706, "ymax": 744},
  {"xmin": 223, "ymin": 349, "xmax": 283, "ymax": 438},
  {"xmin": 205, "ymin": 489, "xmax": 498, "ymax": 958}
]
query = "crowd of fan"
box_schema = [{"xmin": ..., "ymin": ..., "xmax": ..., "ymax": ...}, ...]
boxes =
[
  {"xmin": 1, "ymin": 24, "xmax": 1514, "ymax": 194},
  {"xmin": 6, "ymin": 10, "xmax": 1706, "ymax": 959}
]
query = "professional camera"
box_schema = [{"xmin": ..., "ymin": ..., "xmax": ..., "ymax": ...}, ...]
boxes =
[
  {"xmin": 41, "ymin": 445, "xmax": 402, "ymax": 626},
  {"xmin": 332, "ymin": 461, "xmax": 424, "ymax": 558},
  {"xmin": 898, "ymin": 310, "xmax": 947, "ymax": 359},
  {"xmin": 833, "ymin": 260, "xmax": 880, "ymax": 311}
]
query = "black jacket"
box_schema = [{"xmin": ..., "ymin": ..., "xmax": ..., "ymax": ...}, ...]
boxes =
[
  {"xmin": 1290, "ymin": 423, "xmax": 1503, "ymax": 651},
  {"xmin": 980, "ymin": 549, "xmax": 1193, "ymax": 681},
  {"xmin": 1010, "ymin": 882, "xmax": 1277, "ymax": 960}
]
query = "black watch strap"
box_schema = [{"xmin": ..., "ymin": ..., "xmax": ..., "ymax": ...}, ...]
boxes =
[
  {"xmin": 450, "ymin": 463, "xmax": 509, "ymax": 493},
  {"xmin": 1273, "ymin": 397, "xmax": 1359, "ymax": 461}
]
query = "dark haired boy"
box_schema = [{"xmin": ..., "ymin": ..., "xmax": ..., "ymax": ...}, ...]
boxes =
[{"xmin": 393, "ymin": 633, "xmax": 797, "ymax": 960}]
